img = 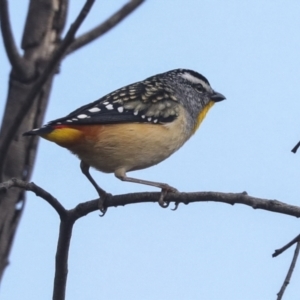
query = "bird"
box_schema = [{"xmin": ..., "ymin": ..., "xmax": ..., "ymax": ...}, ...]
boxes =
[{"xmin": 24, "ymin": 69, "xmax": 225, "ymax": 213}]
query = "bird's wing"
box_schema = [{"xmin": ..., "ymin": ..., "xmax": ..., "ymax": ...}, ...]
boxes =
[{"xmin": 48, "ymin": 80, "xmax": 180, "ymax": 126}]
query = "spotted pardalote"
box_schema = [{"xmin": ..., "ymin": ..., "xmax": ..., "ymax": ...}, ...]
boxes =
[{"xmin": 24, "ymin": 69, "xmax": 225, "ymax": 212}]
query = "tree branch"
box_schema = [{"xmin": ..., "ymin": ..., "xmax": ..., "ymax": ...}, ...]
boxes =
[
  {"xmin": 291, "ymin": 141, "xmax": 300, "ymax": 153},
  {"xmin": 3, "ymin": 179, "xmax": 300, "ymax": 219},
  {"xmin": 53, "ymin": 217, "xmax": 74, "ymax": 300},
  {"xmin": 0, "ymin": 178, "xmax": 66, "ymax": 218},
  {"xmin": 276, "ymin": 241, "xmax": 300, "ymax": 300},
  {"xmin": 0, "ymin": 0, "xmax": 32, "ymax": 78},
  {"xmin": 273, "ymin": 234, "xmax": 300, "ymax": 257},
  {"xmin": 67, "ymin": 0, "xmax": 145, "ymax": 55},
  {"xmin": 70, "ymin": 190, "xmax": 300, "ymax": 220},
  {"xmin": 0, "ymin": 0, "xmax": 95, "ymax": 182},
  {"xmin": 3, "ymin": 179, "xmax": 300, "ymax": 299}
]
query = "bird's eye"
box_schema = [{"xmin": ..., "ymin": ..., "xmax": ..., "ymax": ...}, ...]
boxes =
[{"xmin": 194, "ymin": 83, "xmax": 204, "ymax": 93}]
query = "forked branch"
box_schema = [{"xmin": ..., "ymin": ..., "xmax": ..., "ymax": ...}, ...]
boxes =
[
  {"xmin": 67, "ymin": 0, "xmax": 144, "ymax": 54},
  {"xmin": 2, "ymin": 178, "xmax": 300, "ymax": 300},
  {"xmin": 0, "ymin": 0, "xmax": 95, "ymax": 181},
  {"xmin": 0, "ymin": 0, "xmax": 31, "ymax": 77},
  {"xmin": 276, "ymin": 240, "xmax": 300, "ymax": 300}
]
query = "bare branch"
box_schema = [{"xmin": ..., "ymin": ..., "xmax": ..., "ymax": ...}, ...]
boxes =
[
  {"xmin": 4, "ymin": 179, "xmax": 300, "ymax": 298},
  {"xmin": 3, "ymin": 180, "xmax": 300, "ymax": 219},
  {"xmin": 273, "ymin": 234, "xmax": 300, "ymax": 257},
  {"xmin": 0, "ymin": 0, "xmax": 32, "ymax": 78},
  {"xmin": 53, "ymin": 217, "xmax": 74, "ymax": 300},
  {"xmin": 67, "ymin": 0, "xmax": 145, "ymax": 54},
  {"xmin": 291, "ymin": 141, "xmax": 300, "ymax": 153},
  {"xmin": 70, "ymin": 191, "xmax": 300, "ymax": 220},
  {"xmin": 0, "ymin": 178, "xmax": 66, "ymax": 218},
  {"xmin": 276, "ymin": 241, "xmax": 300, "ymax": 300},
  {"xmin": 0, "ymin": 0, "xmax": 95, "ymax": 182}
]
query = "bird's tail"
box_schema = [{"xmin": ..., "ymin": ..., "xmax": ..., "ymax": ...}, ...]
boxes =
[{"xmin": 23, "ymin": 126, "xmax": 54, "ymax": 136}]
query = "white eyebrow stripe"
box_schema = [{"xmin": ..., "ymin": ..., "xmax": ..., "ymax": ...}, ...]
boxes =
[{"xmin": 180, "ymin": 72, "xmax": 210, "ymax": 90}]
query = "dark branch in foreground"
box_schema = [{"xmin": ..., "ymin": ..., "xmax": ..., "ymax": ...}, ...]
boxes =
[
  {"xmin": 2, "ymin": 178, "xmax": 300, "ymax": 300},
  {"xmin": 67, "ymin": 0, "xmax": 144, "ymax": 54},
  {"xmin": 276, "ymin": 241, "xmax": 300, "ymax": 300},
  {"xmin": 0, "ymin": 0, "xmax": 95, "ymax": 182}
]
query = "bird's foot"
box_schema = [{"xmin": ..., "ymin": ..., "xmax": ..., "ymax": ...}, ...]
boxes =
[
  {"xmin": 97, "ymin": 192, "xmax": 112, "ymax": 217},
  {"xmin": 158, "ymin": 184, "xmax": 178, "ymax": 208}
]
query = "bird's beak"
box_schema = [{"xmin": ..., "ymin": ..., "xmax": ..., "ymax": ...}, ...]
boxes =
[{"xmin": 211, "ymin": 91, "xmax": 226, "ymax": 102}]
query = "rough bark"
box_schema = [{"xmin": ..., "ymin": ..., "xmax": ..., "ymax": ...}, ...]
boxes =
[{"xmin": 0, "ymin": 0, "xmax": 68, "ymax": 281}]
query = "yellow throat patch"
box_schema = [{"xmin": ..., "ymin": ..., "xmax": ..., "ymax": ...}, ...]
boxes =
[{"xmin": 193, "ymin": 101, "xmax": 215, "ymax": 133}]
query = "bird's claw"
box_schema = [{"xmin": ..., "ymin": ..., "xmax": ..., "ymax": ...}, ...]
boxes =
[
  {"xmin": 159, "ymin": 191, "xmax": 170, "ymax": 208},
  {"xmin": 158, "ymin": 185, "xmax": 178, "ymax": 208},
  {"xmin": 171, "ymin": 202, "xmax": 180, "ymax": 211},
  {"xmin": 98, "ymin": 199, "xmax": 107, "ymax": 217},
  {"xmin": 97, "ymin": 193, "xmax": 112, "ymax": 217}
]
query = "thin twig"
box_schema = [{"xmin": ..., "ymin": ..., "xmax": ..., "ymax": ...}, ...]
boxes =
[
  {"xmin": 0, "ymin": 0, "xmax": 32, "ymax": 78},
  {"xmin": 273, "ymin": 234, "xmax": 300, "ymax": 257},
  {"xmin": 291, "ymin": 141, "xmax": 300, "ymax": 153},
  {"xmin": 0, "ymin": 178, "xmax": 66, "ymax": 217},
  {"xmin": 67, "ymin": 0, "xmax": 144, "ymax": 54},
  {"xmin": 276, "ymin": 241, "xmax": 300, "ymax": 300},
  {"xmin": 0, "ymin": 0, "xmax": 95, "ymax": 181}
]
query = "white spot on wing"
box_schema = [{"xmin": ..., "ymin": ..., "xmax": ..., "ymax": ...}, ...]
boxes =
[
  {"xmin": 118, "ymin": 106, "xmax": 124, "ymax": 113},
  {"xmin": 66, "ymin": 120, "xmax": 72, "ymax": 122},
  {"xmin": 147, "ymin": 117, "xmax": 152, "ymax": 121},
  {"xmin": 88, "ymin": 107, "xmax": 101, "ymax": 113},
  {"xmin": 141, "ymin": 115, "xmax": 145, "ymax": 119},
  {"xmin": 72, "ymin": 118, "xmax": 78, "ymax": 121},
  {"xmin": 133, "ymin": 111, "xmax": 138, "ymax": 116},
  {"xmin": 77, "ymin": 114, "xmax": 88, "ymax": 119},
  {"xmin": 153, "ymin": 119, "xmax": 158, "ymax": 123},
  {"xmin": 106, "ymin": 104, "xmax": 114, "ymax": 110}
]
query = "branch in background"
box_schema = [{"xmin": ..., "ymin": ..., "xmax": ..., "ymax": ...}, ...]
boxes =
[
  {"xmin": 67, "ymin": 0, "xmax": 144, "ymax": 54},
  {"xmin": 0, "ymin": 0, "xmax": 33, "ymax": 78},
  {"xmin": 276, "ymin": 241, "xmax": 300, "ymax": 300},
  {"xmin": 0, "ymin": 0, "xmax": 95, "ymax": 181},
  {"xmin": 291, "ymin": 141, "xmax": 300, "ymax": 153}
]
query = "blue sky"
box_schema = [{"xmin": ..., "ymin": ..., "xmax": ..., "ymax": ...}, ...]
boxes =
[{"xmin": 1, "ymin": 1, "xmax": 300, "ymax": 299}]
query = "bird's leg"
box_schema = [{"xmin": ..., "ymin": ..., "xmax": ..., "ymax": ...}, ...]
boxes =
[
  {"xmin": 80, "ymin": 161, "xmax": 109, "ymax": 214},
  {"xmin": 114, "ymin": 169, "xmax": 178, "ymax": 208}
]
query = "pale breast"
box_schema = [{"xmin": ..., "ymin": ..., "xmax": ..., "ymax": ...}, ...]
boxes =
[{"xmin": 69, "ymin": 108, "xmax": 192, "ymax": 174}]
